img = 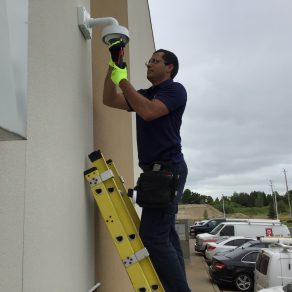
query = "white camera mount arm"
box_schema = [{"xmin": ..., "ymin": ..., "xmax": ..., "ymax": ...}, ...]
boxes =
[{"xmin": 77, "ymin": 7, "xmax": 129, "ymax": 44}]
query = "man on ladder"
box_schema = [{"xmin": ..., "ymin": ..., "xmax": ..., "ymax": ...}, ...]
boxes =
[{"xmin": 102, "ymin": 42, "xmax": 191, "ymax": 292}]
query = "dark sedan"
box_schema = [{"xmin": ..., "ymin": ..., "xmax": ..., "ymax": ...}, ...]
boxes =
[{"xmin": 209, "ymin": 246, "xmax": 261, "ymax": 291}]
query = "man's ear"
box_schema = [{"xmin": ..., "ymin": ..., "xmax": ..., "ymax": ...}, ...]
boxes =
[{"xmin": 166, "ymin": 63, "xmax": 174, "ymax": 75}]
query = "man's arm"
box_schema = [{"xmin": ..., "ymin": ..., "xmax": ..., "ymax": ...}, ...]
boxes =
[
  {"xmin": 119, "ymin": 79, "xmax": 169, "ymax": 121},
  {"xmin": 103, "ymin": 66, "xmax": 129, "ymax": 110},
  {"xmin": 106, "ymin": 63, "xmax": 169, "ymax": 120}
]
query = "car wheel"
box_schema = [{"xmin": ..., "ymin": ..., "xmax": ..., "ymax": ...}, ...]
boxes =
[
  {"xmin": 203, "ymin": 246, "xmax": 208, "ymax": 257},
  {"xmin": 234, "ymin": 273, "xmax": 253, "ymax": 291}
]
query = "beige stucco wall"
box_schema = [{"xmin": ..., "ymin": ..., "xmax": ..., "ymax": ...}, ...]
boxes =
[
  {"xmin": 91, "ymin": 0, "xmax": 155, "ymax": 291},
  {"xmin": 128, "ymin": 0, "xmax": 156, "ymax": 181},
  {"xmin": 91, "ymin": 0, "xmax": 133, "ymax": 290},
  {"xmin": 0, "ymin": 0, "xmax": 95, "ymax": 291}
]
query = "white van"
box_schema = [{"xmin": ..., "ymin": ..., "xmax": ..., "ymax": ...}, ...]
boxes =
[
  {"xmin": 254, "ymin": 238, "xmax": 292, "ymax": 291},
  {"xmin": 195, "ymin": 219, "xmax": 290, "ymax": 253},
  {"xmin": 258, "ymin": 283, "xmax": 292, "ymax": 292}
]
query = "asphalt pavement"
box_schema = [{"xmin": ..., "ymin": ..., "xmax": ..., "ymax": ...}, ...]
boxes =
[{"xmin": 185, "ymin": 239, "xmax": 236, "ymax": 292}]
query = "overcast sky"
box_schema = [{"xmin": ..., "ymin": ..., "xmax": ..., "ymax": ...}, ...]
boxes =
[{"xmin": 148, "ymin": 0, "xmax": 292, "ymax": 198}]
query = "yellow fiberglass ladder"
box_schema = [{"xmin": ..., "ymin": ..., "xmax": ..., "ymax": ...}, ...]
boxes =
[{"xmin": 84, "ymin": 150, "xmax": 164, "ymax": 292}]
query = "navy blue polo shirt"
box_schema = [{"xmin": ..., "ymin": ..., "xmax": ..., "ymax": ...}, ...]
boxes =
[{"xmin": 136, "ymin": 79, "xmax": 187, "ymax": 166}]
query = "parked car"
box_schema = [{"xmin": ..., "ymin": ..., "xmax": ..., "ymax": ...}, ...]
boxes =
[
  {"xmin": 189, "ymin": 218, "xmax": 226, "ymax": 238},
  {"xmin": 195, "ymin": 219, "xmax": 289, "ymax": 253},
  {"xmin": 209, "ymin": 246, "xmax": 263, "ymax": 291},
  {"xmin": 193, "ymin": 219, "xmax": 209, "ymax": 226},
  {"xmin": 254, "ymin": 238, "xmax": 292, "ymax": 291},
  {"xmin": 205, "ymin": 236, "xmax": 255, "ymax": 264}
]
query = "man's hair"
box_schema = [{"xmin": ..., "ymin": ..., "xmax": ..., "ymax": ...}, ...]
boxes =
[{"xmin": 155, "ymin": 49, "xmax": 179, "ymax": 79}]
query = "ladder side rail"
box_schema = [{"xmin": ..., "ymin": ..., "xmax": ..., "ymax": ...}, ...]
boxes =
[
  {"xmin": 106, "ymin": 159, "xmax": 140, "ymax": 229},
  {"xmin": 87, "ymin": 151, "xmax": 165, "ymax": 292},
  {"xmin": 84, "ymin": 167, "xmax": 152, "ymax": 291}
]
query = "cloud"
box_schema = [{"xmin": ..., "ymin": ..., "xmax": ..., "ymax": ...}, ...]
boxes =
[{"xmin": 148, "ymin": 0, "xmax": 292, "ymax": 197}]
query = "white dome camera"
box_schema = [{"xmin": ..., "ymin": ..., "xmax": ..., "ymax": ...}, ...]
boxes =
[
  {"xmin": 102, "ymin": 24, "xmax": 129, "ymax": 45},
  {"xmin": 77, "ymin": 7, "xmax": 130, "ymax": 45}
]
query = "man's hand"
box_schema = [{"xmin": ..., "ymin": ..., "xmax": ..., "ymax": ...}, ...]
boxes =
[
  {"xmin": 111, "ymin": 63, "xmax": 128, "ymax": 86},
  {"xmin": 109, "ymin": 40, "xmax": 125, "ymax": 67}
]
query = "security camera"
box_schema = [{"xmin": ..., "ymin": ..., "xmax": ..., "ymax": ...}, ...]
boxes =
[
  {"xmin": 102, "ymin": 24, "xmax": 129, "ymax": 45},
  {"xmin": 77, "ymin": 7, "xmax": 130, "ymax": 44}
]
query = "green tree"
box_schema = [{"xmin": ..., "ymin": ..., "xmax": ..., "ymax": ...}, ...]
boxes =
[
  {"xmin": 284, "ymin": 190, "xmax": 292, "ymax": 205},
  {"xmin": 265, "ymin": 194, "xmax": 274, "ymax": 206},
  {"xmin": 277, "ymin": 200, "xmax": 287, "ymax": 213},
  {"xmin": 267, "ymin": 203, "xmax": 276, "ymax": 219},
  {"xmin": 181, "ymin": 189, "xmax": 192, "ymax": 204},
  {"xmin": 200, "ymin": 195, "xmax": 209, "ymax": 204},
  {"xmin": 192, "ymin": 192, "xmax": 201, "ymax": 204},
  {"xmin": 231, "ymin": 192, "xmax": 251, "ymax": 207},
  {"xmin": 249, "ymin": 191, "xmax": 257, "ymax": 207},
  {"xmin": 254, "ymin": 192, "xmax": 265, "ymax": 207},
  {"xmin": 180, "ymin": 190, "xmax": 203, "ymax": 204}
]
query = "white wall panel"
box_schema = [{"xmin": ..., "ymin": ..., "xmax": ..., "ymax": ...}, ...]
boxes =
[
  {"xmin": 0, "ymin": 1, "xmax": 95, "ymax": 291},
  {"xmin": 0, "ymin": 0, "xmax": 28, "ymax": 139}
]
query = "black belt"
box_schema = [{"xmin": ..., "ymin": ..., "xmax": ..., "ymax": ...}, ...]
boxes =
[{"xmin": 140, "ymin": 161, "xmax": 174, "ymax": 172}]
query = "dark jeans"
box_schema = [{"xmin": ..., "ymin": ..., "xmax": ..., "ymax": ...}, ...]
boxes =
[{"xmin": 139, "ymin": 159, "xmax": 191, "ymax": 292}]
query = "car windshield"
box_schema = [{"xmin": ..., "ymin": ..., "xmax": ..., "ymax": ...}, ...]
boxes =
[
  {"xmin": 199, "ymin": 220, "xmax": 208, "ymax": 225},
  {"xmin": 209, "ymin": 223, "xmax": 224, "ymax": 235},
  {"xmin": 192, "ymin": 220, "xmax": 208, "ymax": 227},
  {"xmin": 199, "ymin": 220, "xmax": 208, "ymax": 226},
  {"xmin": 238, "ymin": 241, "xmax": 257, "ymax": 249},
  {"xmin": 224, "ymin": 246, "xmax": 259, "ymax": 259},
  {"xmin": 224, "ymin": 248, "xmax": 246, "ymax": 259},
  {"xmin": 215, "ymin": 237, "xmax": 228, "ymax": 244}
]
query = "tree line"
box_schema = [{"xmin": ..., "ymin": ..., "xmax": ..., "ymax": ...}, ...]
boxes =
[{"xmin": 181, "ymin": 189, "xmax": 292, "ymax": 219}]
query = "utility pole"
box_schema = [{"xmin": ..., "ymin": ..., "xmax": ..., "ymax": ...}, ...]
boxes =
[
  {"xmin": 222, "ymin": 195, "xmax": 226, "ymax": 218},
  {"xmin": 270, "ymin": 180, "xmax": 279, "ymax": 220},
  {"xmin": 283, "ymin": 169, "xmax": 292, "ymax": 218}
]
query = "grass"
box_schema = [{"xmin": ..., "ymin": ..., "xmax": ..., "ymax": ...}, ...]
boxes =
[
  {"xmin": 232, "ymin": 206, "xmax": 269, "ymax": 217},
  {"xmin": 218, "ymin": 204, "xmax": 292, "ymax": 226}
]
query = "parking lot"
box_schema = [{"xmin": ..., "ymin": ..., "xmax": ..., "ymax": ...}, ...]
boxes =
[
  {"xmin": 185, "ymin": 228, "xmax": 292, "ymax": 292},
  {"xmin": 186, "ymin": 239, "xmax": 237, "ymax": 292},
  {"xmin": 186, "ymin": 220, "xmax": 291, "ymax": 292}
]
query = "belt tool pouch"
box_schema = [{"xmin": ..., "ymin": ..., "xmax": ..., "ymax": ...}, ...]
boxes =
[{"xmin": 132, "ymin": 170, "xmax": 179, "ymax": 208}]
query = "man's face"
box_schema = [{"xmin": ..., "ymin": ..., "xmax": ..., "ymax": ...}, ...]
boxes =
[{"xmin": 146, "ymin": 52, "xmax": 172, "ymax": 84}]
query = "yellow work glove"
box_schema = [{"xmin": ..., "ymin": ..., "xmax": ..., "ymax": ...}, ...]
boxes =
[
  {"xmin": 109, "ymin": 58, "xmax": 115, "ymax": 67},
  {"xmin": 111, "ymin": 63, "xmax": 128, "ymax": 86}
]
